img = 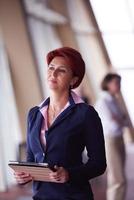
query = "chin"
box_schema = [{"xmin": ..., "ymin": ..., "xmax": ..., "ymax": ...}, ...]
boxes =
[
  {"xmin": 48, "ymin": 84, "xmax": 60, "ymax": 90},
  {"xmin": 49, "ymin": 86, "xmax": 58, "ymax": 90},
  {"xmin": 48, "ymin": 82, "xmax": 57, "ymax": 87}
]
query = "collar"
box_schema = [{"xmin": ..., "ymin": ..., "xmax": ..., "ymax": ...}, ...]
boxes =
[{"xmin": 39, "ymin": 90, "xmax": 84, "ymax": 110}]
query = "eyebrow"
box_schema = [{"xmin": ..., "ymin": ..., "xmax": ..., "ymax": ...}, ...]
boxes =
[{"xmin": 49, "ymin": 63, "xmax": 68, "ymax": 68}]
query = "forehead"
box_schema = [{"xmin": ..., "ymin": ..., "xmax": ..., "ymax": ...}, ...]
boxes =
[
  {"xmin": 112, "ymin": 77, "xmax": 121, "ymax": 82},
  {"xmin": 109, "ymin": 78, "xmax": 121, "ymax": 85},
  {"xmin": 49, "ymin": 56, "xmax": 70, "ymax": 67}
]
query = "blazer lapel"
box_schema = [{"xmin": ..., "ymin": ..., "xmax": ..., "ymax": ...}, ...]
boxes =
[{"xmin": 31, "ymin": 111, "xmax": 44, "ymax": 153}]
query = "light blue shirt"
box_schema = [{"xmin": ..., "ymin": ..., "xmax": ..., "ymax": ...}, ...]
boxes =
[{"xmin": 95, "ymin": 92, "xmax": 130, "ymax": 137}]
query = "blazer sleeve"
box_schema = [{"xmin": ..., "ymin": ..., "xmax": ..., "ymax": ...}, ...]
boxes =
[
  {"xmin": 26, "ymin": 106, "xmax": 38, "ymax": 162},
  {"xmin": 67, "ymin": 106, "xmax": 107, "ymax": 184}
]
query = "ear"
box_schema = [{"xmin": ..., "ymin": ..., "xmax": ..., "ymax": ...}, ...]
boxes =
[{"xmin": 70, "ymin": 76, "xmax": 79, "ymax": 88}]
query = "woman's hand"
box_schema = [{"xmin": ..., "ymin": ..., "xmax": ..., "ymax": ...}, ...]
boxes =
[
  {"xmin": 49, "ymin": 166, "xmax": 69, "ymax": 183},
  {"xmin": 14, "ymin": 171, "xmax": 33, "ymax": 185}
]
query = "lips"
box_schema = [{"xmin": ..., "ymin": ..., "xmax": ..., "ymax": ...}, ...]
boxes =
[{"xmin": 49, "ymin": 79, "xmax": 57, "ymax": 84}]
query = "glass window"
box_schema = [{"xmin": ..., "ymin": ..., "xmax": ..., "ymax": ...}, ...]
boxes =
[
  {"xmin": 90, "ymin": 0, "xmax": 133, "ymax": 32},
  {"xmin": 27, "ymin": 17, "xmax": 61, "ymax": 97},
  {"xmin": 23, "ymin": 0, "xmax": 63, "ymax": 97},
  {"xmin": 119, "ymin": 69, "xmax": 134, "ymax": 124},
  {"xmin": 90, "ymin": 0, "xmax": 134, "ymax": 125},
  {"xmin": 103, "ymin": 33, "xmax": 134, "ymax": 67},
  {"xmin": 90, "ymin": 0, "xmax": 134, "ymax": 67},
  {"xmin": 128, "ymin": 0, "xmax": 134, "ymax": 23}
]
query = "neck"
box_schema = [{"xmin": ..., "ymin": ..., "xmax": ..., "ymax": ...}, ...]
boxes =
[
  {"xmin": 49, "ymin": 90, "xmax": 70, "ymax": 111},
  {"xmin": 109, "ymin": 91, "xmax": 115, "ymax": 96},
  {"xmin": 109, "ymin": 91, "xmax": 119, "ymax": 97}
]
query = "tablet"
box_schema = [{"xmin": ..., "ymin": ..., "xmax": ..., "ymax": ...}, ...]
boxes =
[{"xmin": 8, "ymin": 161, "xmax": 53, "ymax": 182}]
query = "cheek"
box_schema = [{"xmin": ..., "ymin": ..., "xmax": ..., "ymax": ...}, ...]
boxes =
[
  {"xmin": 47, "ymin": 71, "xmax": 51, "ymax": 79},
  {"xmin": 116, "ymin": 85, "xmax": 120, "ymax": 91},
  {"xmin": 108, "ymin": 84, "xmax": 115, "ymax": 91},
  {"xmin": 59, "ymin": 75, "xmax": 72, "ymax": 85}
]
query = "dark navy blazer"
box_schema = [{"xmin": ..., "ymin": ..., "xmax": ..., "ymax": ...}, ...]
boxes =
[{"xmin": 26, "ymin": 93, "xmax": 106, "ymax": 200}]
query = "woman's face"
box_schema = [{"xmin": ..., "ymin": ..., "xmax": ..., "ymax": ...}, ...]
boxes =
[
  {"xmin": 107, "ymin": 78, "xmax": 121, "ymax": 94},
  {"xmin": 47, "ymin": 56, "xmax": 78, "ymax": 92}
]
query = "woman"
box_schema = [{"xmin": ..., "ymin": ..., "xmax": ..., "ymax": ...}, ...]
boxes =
[
  {"xmin": 14, "ymin": 47, "xmax": 106, "ymax": 200},
  {"xmin": 96, "ymin": 73, "xmax": 130, "ymax": 200}
]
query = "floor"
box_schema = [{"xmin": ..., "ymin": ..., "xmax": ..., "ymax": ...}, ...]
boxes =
[{"xmin": 0, "ymin": 144, "xmax": 134, "ymax": 200}]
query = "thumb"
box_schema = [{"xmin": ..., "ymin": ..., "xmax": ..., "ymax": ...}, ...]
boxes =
[
  {"xmin": 54, "ymin": 165, "xmax": 59, "ymax": 170},
  {"xmin": 50, "ymin": 165, "xmax": 59, "ymax": 172}
]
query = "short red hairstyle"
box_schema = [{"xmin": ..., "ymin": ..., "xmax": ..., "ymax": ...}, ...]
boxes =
[{"xmin": 46, "ymin": 47, "xmax": 85, "ymax": 89}]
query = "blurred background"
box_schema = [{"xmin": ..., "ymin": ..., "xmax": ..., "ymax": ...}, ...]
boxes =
[{"xmin": 0, "ymin": 0, "xmax": 134, "ymax": 199}]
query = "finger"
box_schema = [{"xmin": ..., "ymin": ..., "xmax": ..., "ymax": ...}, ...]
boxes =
[
  {"xmin": 49, "ymin": 172, "xmax": 65, "ymax": 183},
  {"xmin": 14, "ymin": 172, "xmax": 25, "ymax": 176},
  {"xmin": 17, "ymin": 176, "xmax": 32, "ymax": 182},
  {"xmin": 14, "ymin": 173, "xmax": 31, "ymax": 179},
  {"xmin": 20, "ymin": 173, "xmax": 31, "ymax": 178},
  {"xmin": 54, "ymin": 165, "xmax": 59, "ymax": 170},
  {"xmin": 18, "ymin": 179, "xmax": 31, "ymax": 184},
  {"xmin": 49, "ymin": 176, "xmax": 61, "ymax": 183},
  {"xmin": 17, "ymin": 176, "xmax": 32, "ymax": 183},
  {"xmin": 53, "ymin": 167, "xmax": 62, "ymax": 176},
  {"xmin": 49, "ymin": 174, "xmax": 57, "ymax": 182},
  {"xmin": 14, "ymin": 174, "xmax": 32, "ymax": 183},
  {"xmin": 53, "ymin": 178, "xmax": 65, "ymax": 183},
  {"xmin": 49, "ymin": 172, "xmax": 60, "ymax": 180},
  {"xmin": 49, "ymin": 171, "xmax": 62, "ymax": 182},
  {"xmin": 56, "ymin": 167, "xmax": 63, "ymax": 174},
  {"xmin": 16, "ymin": 176, "xmax": 33, "ymax": 184},
  {"xmin": 49, "ymin": 167, "xmax": 65, "ymax": 180},
  {"xmin": 49, "ymin": 170, "xmax": 60, "ymax": 176}
]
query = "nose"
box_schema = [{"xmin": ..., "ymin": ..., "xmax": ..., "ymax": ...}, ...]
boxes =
[{"xmin": 52, "ymin": 69, "xmax": 58, "ymax": 77}]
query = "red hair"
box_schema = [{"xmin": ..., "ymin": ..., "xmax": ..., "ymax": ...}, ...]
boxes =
[{"xmin": 46, "ymin": 47, "xmax": 85, "ymax": 89}]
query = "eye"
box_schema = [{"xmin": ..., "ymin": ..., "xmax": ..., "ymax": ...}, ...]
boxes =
[
  {"xmin": 48, "ymin": 66, "xmax": 54, "ymax": 71},
  {"xmin": 58, "ymin": 68, "xmax": 66, "ymax": 73}
]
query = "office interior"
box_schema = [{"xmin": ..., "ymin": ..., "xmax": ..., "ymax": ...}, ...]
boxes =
[{"xmin": 0, "ymin": 0, "xmax": 134, "ymax": 199}]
